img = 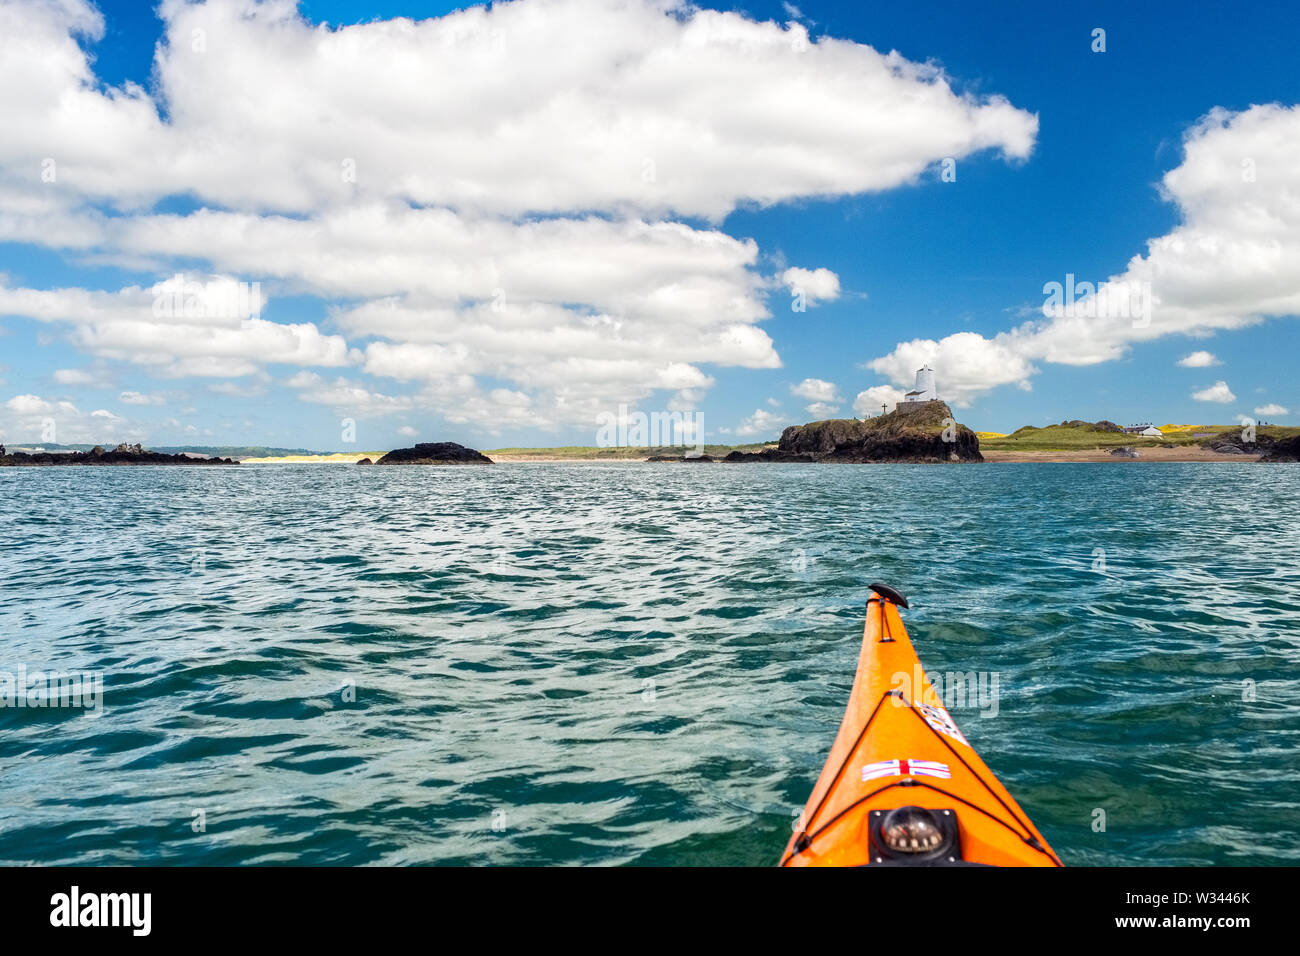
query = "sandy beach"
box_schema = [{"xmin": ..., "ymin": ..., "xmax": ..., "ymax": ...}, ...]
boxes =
[
  {"xmin": 982, "ymin": 446, "xmax": 1262, "ymax": 463},
  {"xmin": 485, "ymin": 456, "xmax": 624, "ymax": 463},
  {"xmin": 240, "ymin": 453, "xmax": 386, "ymax": 464}
]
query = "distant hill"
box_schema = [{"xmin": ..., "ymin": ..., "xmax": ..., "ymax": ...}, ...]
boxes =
[
  {"xmin": 980, "ymin": 421, "xmax": 1299, "ymax": 451},
  {"xmin": 0, "ymin": 443, "xmax": 324, "ymax": 458},
  {"xmin": 983, "ymin": 422, "xmax": 1169, "ymax": 450},
  {"xmin": 150, "ymin": 446, "xmax": 323, "ymax": 458}
]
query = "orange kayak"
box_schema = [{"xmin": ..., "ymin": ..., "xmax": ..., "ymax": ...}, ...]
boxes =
[{"xmin": 780, "ymin": 584, "xmax": 1061, "ymax": 867}]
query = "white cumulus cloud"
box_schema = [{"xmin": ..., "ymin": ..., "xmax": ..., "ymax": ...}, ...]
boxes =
[
  {"xmin": 803, "ymin": 402, "xmax": 841, "ymax": 418},
  {"xmin": 863, "ymin": 103, "xmax": 1300, "ymax": 405},
  {"xmin": 0, "ymin": 0, "xmax": 1038, "ymax": 430},
  {"xmin": 791, "ymin": 378, "xmax": 840, "ymax": 402},
  {"xmin": 734, "ymin": 407, "xmax": 787, "ymax": 438},
  {"xmin": 1, "ymin": 393, "xmax": 135, "ymax": 443},
  {"xmin": 866, "ymin": 332, "xmax": 1035, "ymax": 407},
  {"xmin": 1192, "ymin": 380, "xmax": 1236, "ymax": 403},
  {"xmin": 854, "ymin": 385, "xmax": 906, "ymax": 415},
  {"xmin": 0, "ymin": 0, "xmax": 1037, "ymax": 218},
  {"xmin": 781, "ymin": 268, "xmax": 841, "ymax": 307}
]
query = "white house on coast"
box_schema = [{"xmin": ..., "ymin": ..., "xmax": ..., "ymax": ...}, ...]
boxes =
[{"xmin": 1123, "ymin": 423, "xmax": 1164, "ymax": 437}]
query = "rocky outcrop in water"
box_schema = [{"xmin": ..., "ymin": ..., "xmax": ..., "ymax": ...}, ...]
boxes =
[
  {"xmin": 0, "ymin": 442, "xmax": 238, "ymax": 466},
  {"xmin": 721, "ymin": 448, "xmax": 816, "ymax": 463},
  {"xmin": 356, "ymin": 457, "xmax": 373, "ymax": 465},
  {"xmin": 762, "ymin": 402, "xmax": 982, "ymax": 463},
  {"xmin": 1260, "ymin": 436, "xmax": 1300, "ymax": 462},
  {"xmin": 646, "ymin": 453, "xmax": 716, "ymax": 462},
  {"xmin": 1203, "ymin": 432, "xmax": 1276, "ymax": 454},
  {"xmin": 375, "ymin": 442, "xmax": 493, "ymax": 464}
]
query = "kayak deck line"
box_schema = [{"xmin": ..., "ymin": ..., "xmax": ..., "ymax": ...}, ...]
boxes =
[
  {"xmin": 893, "ymin": 688, "xmax": 1046, "ymax": 851},
  {"xmin": 789, "ymin": 690, "xmax": 897, "ymax": 851},
  {"xmin": 875, "ymin": 597, "xmax": 894, "ymax": 643},
  {"xmin": 786, "ymin": 779, "xmax": 1051, "ymax": 867},
  {"xmin": 780, "ymin": 585, "xmax": 1063, "ymax": 868},
  {"xmin": 783, "ymin": 687, "xmax": 1057, "ymax": 866}
]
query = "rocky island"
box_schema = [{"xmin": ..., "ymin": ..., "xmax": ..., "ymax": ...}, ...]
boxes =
[
  {"xmin": 374, "ymin": 442, "xmax": 494, "ymax": 465},
  {"xmin": 724, "ymin": 401, "xmax": 982, "ymax": 463},
  {"xmin": 0, "ymin": 443, "xmax": 239, "ymax": 466}
]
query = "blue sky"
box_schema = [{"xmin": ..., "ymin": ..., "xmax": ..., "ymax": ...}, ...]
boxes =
[{"xmin": 1, "ymin": 0, "xmax": 1297, "ymax": 449}]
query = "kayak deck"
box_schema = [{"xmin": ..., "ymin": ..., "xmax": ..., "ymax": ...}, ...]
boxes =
[{"xmin": 780, "ymin": 588, "xmax": 1061, "ymax": 867}]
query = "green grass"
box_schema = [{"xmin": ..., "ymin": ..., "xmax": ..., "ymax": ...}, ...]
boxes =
[
  {"xmin": 481, "ymin": 443, "xmax": 775, "ymax": 459},
  {"xmin": 980, "ymin": 423, "xmax": 1299, "ymax": 451}
]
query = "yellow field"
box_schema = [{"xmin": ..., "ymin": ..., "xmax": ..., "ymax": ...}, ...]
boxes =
[{"xmin": 974, "ymin": 431, "xmax": 1007, "ymax": 439}]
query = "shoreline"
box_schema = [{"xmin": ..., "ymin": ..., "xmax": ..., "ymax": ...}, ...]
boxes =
[
  {"xmin": 982, "ymin": 447, "xmax": 1263, "ymax": 463},
  {"xmin": 237, "ymin": 449, "xmax": 1267, "ymax": 464}
]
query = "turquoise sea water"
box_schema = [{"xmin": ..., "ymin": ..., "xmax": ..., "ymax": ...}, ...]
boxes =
[{"xmin": 1, "ymin": 462, "xmax": 1297, "ymax": 866}]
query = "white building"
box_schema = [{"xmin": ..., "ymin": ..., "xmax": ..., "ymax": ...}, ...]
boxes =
[
  {"xmin": 1123, "ymin": 423, "xmax": 1164, "ymax": 437},
  {"xmin": 903, "ymin": 364, "xmax": 938, "ymax": 403}
]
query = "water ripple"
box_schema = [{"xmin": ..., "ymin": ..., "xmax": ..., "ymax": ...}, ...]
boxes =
[{"xmin": 0, "ymin": 462, "xmax": 1297, "ymax": 865}]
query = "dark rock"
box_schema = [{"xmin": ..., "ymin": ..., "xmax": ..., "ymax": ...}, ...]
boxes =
[
  {"xmin": 777, "ymin": 402, "xmax": 982, "ymax": 463},
  {"xmin": 1203, "ymin": 432, "xmax": 1276, "ymax": 454},
  {"xmin": 646, "ymin": 453, "xmax": 715, "ymax": 462},
  {"xmin": 0, "ymin": 443, "xmax": 237, "ymax": 466},
  {"xmin": 1260, "ymin": 435, "xmax": 1300, "ymax": 462},
  {"xmin": 780, "ymin": 419, "xmax": 875, "ymax": 455},
  {"xmin": 375, "ymin": 442, "xmax": 493, "ymax": 465},
  {"xmin": 722, "ymin": 448, "xmax": 816, "ymax": 463},
  {"xmin": 356, "ymin": 457, "xmax": 373, "ymax": 465},
  {"xmin": 1110, "ymin": 446, "xmax": 1140, "ymax": 458}
]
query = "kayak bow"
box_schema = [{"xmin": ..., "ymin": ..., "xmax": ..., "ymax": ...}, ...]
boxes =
[{"xmin": 780, "ymin": 584, "xmax": 1061, "ymax": 867}]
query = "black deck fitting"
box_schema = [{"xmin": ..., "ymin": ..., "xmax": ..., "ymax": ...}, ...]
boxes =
[{"xmin": 868, "ymin": 582, "xmax": 910, "ymax": 608}]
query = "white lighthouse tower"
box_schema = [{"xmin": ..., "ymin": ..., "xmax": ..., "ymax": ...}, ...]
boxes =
[{"xmin": 904, "ymin": 364, "xmax": 938, "ymax": 403}]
